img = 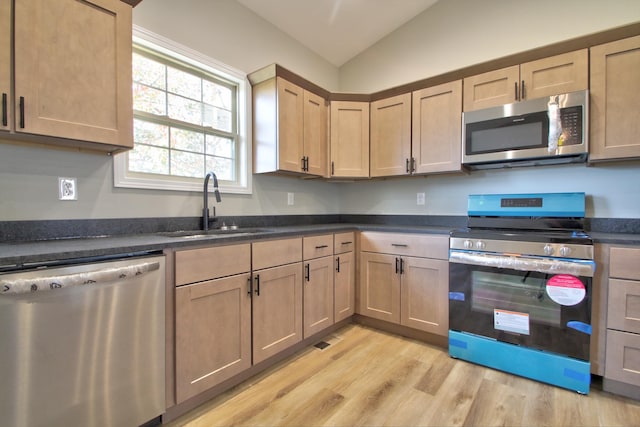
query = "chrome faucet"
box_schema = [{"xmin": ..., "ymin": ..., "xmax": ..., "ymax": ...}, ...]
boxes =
[{"xmin": 203, "ymin": 171, "xmax": 222, "ymax": 231}]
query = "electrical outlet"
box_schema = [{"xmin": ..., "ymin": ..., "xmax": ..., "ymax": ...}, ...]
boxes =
[
  {"xmin": 287, "ymin": 192, "xmax": 295, "ymax": 206},
  {"xmin": 417, "ymin": 192, "xmax": 425, "ymax": 206},
  {"xmin": 58, "ymin": 177, "xmax": 77, "ymax": 201}
]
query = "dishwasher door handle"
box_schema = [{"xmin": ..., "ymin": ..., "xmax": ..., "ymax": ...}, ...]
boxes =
[{"xmin": 1, "ymin": 261, "xmax": 161, "ymax": 295}]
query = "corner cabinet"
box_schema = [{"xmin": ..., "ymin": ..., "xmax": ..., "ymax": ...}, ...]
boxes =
[
  {"xmin": 359, "ymin": 232, "xmax": 450, "ymax": 336},
  {"xmin": 252, "ymin": 74, "xmax": 328, "ymax": 177},
  {"xmin": 330, "ymin": 101, "xmax": 370, "ymax": 178},
  {"xmin": 589, "ymin": 36, "xmax": 640, "ymax": 162},
  {"xmin": 8, "ymin": 0, "xmax": 133, "ymax": 150},
  {"xmin": 463, "ymin": 49, "xmax": 588, "ymax": 111}
]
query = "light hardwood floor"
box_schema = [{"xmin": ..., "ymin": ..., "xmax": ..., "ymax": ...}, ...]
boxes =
[{"xmin": 166, "ymin": 324, "xmax": 640, "ymax": 427}]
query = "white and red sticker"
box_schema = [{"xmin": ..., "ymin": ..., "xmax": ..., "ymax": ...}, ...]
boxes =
[{"xmin": 546, "ymin": 274, "xmax": 586, "ymax": 306}]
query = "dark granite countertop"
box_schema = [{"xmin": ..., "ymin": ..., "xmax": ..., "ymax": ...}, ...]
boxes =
[{"xmin": 1, "ymin": 216, "xmax": 638, "ymax": 270}]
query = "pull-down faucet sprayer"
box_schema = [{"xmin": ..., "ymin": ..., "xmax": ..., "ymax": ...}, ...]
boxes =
[{"xmin": 203, "ymin": 171, "xmax": 221, "ymax": 231}]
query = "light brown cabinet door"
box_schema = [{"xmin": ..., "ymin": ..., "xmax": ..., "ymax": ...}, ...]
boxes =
[
  {"xmin": 520, "ymin": 49, "xmax": 588, "ymax": 101},
  {"xmin": 252, "ymin": 263, "xmax": 303, "ymax": 364},
  {"xmin": 303, "ymin": 90, "xmax": 328, "ymax": 176},
  {"xmin": 13, "ymin": 0, "xmax": 133, "ymax": 147},
  {"xmin": 330, "ymin": 101, "xmax": 370, "ymax": 178},
  {"xmin": 412, "ymin": 80, "xmax": 462, "ymax": 174},
  {"xmin": 277, "ymin": 77, "xmax": 305, "ymax": 173},
  {"xmin": 400, "ymin": 256, "xmax": 449, "ymax": 336},
  {"xmin": 303, "ymin": 256, "xmax": 334, "ymax": 337},
  {"xmin": 370, "ymin": 93, "xmax": 411, "ymax": 177},
  {"xmin": 590, "ymin": 36, "xmax": 640, "ymax": 161},
  {"xmin": 359, "ymin": 252, "xmax": 401, "ymax": 323},
  {"xmin": 0, "ymin": 0, "xmax": 10, "ymax": 132},
  {"xmin": 605, "ymin": 329, "xmax": 640, "ymax": 387},
  {"xmin": 608, "ymin": 278, "xmax": 640, "ymax": 335},
  {"xmin": 335, "ymin": 251, "xmax": 355, "ymax": 322},
  {"xmin": 175, "ymin": 273, "xmax": 252, "ymax": 403},
  {"xmin": 463, "ymin": 65, "xmax": 519, "ymax": 111}
]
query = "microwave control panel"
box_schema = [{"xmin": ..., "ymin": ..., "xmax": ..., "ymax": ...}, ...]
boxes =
[{"xmin": 559, "ymin": 106, "xmax": 582, "ymax": 146}]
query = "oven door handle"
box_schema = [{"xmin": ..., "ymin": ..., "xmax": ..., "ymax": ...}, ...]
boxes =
[{"xmin": 448, "ymin": 250, "xmax": 595, "ymax": 277}]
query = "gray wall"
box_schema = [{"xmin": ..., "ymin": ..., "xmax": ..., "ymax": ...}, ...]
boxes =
[{"xmin": 1, "ymin": 0, "xmax": 639, "ymax": 222}]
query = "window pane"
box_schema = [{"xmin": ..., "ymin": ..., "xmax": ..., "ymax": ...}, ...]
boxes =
[
  {"xmin": 172, "ymin": 150, "xmax": 204, "ymax": 178},
  {"xmin": 206, "ymin": 156, "xmax": 234, "ymax": 181},
  {"xmin": 171, "ymin": 128, "xmax": 204, "ymax": 153},
  {"xmin": 203, "ymin": 81, "xmax": 232, "ymax": 110},
  {"xmin": 167, "ymin": 67, "xmax": 202, "ymax": 101},
  {"xmin": 206, "ymin": 135, "xmax": 234, "ymax": 158},
  {"xmin": 204, "ymin": 105, "xmax": 232, "ymax": 132},
  {"xmin": 133, "ymin": 83, "xmax": 167, "ymax": 115},
  {"xmin": 134, "ymin": 119, "xmax": 169, "ymax": 147},
  {"xmin": 133, "ymin": 53, "xmax": 166, "ymax": 89},
  {"xmin": 168, "ymin": 94, "xmax": 202, "ymax": 125},
  {"xmin": 129, "ymin": 144, "xmax": 169, "ymax": 175}
]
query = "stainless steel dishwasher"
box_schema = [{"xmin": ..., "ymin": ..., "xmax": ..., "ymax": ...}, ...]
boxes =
[{"xmin": 0, "ymin": 253, "xmax": 166, "ymax": 427}]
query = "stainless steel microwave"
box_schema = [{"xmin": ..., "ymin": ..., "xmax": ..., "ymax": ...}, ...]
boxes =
[{"xmin": 462, "ymin": 90, "xmax": 588, "ymax": 169}]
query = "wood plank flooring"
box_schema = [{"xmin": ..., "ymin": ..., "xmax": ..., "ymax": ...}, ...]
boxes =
[{"xmin": 165, "ymin": 324, "xmax": 640, "ymax": 427}]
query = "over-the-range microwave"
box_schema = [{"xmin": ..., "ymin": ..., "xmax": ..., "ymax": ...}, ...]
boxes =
[{"xmin": 462, "ymin": 90, "xmax": 588, "ymax": 169}]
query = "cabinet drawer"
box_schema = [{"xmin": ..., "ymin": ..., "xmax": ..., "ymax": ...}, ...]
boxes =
[
  {"xmin": 334, "ymin": 232, "xmax": 355, "ymax": 254},
  {"xmin": 608, "ymin": 278, "xmax": 640, "ymax": 334},
  {"xmin": 303, "ymin": 234, "xmax": 333, "ymax": 260},
  {"xmin": 175, "ymin": 243, "xmax": 251, "ymax": 286},
  {"xmin": 360, "ymin": 231, "xmax": 448, "ymax": 259},
  {"xmin": 253, "ymin": 237, "xmax": 302, "ymax": 270},
  {"xmin": 610, "ymin": 247, "xmax": 640, "ymax": 280},
  {"xmin": 605, "ymin": 329, "xmax": 640, "ymax": 387}
]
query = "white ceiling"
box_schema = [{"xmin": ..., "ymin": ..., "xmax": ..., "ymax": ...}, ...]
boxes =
[{"xmin": 235, "ymin": 0, "xmax": 439, "ymax": 67}]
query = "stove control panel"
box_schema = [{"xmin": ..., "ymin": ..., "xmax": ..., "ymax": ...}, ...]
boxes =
[{"xmin": 450, "ymin": 237, "xmax": 593, "ymax": 260}]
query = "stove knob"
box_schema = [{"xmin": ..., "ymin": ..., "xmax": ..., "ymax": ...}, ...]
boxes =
[
  {"xmin": 559, "ymin": 246, "xmax": 572, "ymax": 257},
  {"xmin": 464, "ymin": 240, "xmax": 473, "ymax": 249},
  {"xmin": 475, "ymin": 240, "xmax": 486, "ymax": 250},
  {"xmin": 543, "ymin": 244, "xmax": 555, "ymax": 256}
]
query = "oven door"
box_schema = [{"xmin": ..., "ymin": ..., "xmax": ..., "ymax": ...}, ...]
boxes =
[{"xmin": 449, "ymin": 250, "xmax": 594, "ymax": 361}]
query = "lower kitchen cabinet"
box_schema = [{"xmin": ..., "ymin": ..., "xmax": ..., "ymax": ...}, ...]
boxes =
[
  {"xmin": 335, "ymin": 250, "xmax": 355, "ymax": 322},
  {"xmin": 303, "ymin": 234, "xmax": 335, "ymax": 338},
  {"xmin": 175, "ymin": 273, "xmax": 252, "ymax": 403},
  {"xmin": 602, "ymin": 245, "xmax": 640, "ymax": 399},
  {"xmin": 252, "ymin": 238, "xmax": 303, "ymax": 364},
  {"xmin": 174, "ymin": 243, "xmax": 252, "ymax": 404},
  {"xmin": 359, "ymin": 232, "xmax": 449, "ymax": 336}
]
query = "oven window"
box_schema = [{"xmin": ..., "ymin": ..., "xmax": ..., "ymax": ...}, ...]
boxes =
[{"xmin": 471, "ymin": 271, "xmax": 560, "ymax": 327}]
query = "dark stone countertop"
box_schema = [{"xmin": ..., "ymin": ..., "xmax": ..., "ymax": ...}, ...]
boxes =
[
  {"xmin": 1, "ymin": 216, "xmax": 638, "ymax": 270},
  {"xmin": 0, "ymin": 223, "xmax": 455, "ymax": 269}
]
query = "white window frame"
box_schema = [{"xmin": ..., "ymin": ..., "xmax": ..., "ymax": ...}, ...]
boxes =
[{"xmin": 114, "ymin": 26, "xmax": 252, "ymax": 194}]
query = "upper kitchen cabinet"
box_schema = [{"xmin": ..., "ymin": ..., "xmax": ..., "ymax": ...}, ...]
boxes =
[
  {"xmin": 250, "ymin": 66, "xmax": 329, "ymax": 177},
  {"xmin": 589, "ymin": 36, "xmax": 640, "ymax": 162},
  {"xmin": 463, "ymin": 49, "xmax": 588, "ymax": 111},
  {"xmin": 412, "ymin": 80, "xmax": 463, "ymax": 174},
  {"xmin": 10, "ymin": 0, "xmax": 133, "ymax": 151},
  {"xmin": 330, "ymin": 100, "xmax": 370, "ymax": 178},
  {"xmin": 0, "ymin": 0, "xmax": 10, "ymax": 133},
  {"xmin": 370, "ymin": 93, "xmax": 411, "ymax": 178}
]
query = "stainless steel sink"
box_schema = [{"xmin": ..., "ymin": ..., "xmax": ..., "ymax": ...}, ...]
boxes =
[{"xmin": 159, "ymin": 228, "xmax": 269, "ymax": 239}]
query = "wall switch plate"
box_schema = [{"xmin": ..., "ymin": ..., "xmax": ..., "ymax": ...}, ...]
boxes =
[
  {"xmin": 417, "ymin": 192, "xmax": 425, "ymax": 205},
  {"xmin": 59, "ymin": 177, "xmax": 77, "ymax": 200},
  {"xmin": 287, "ymin": 192, "xmax": 294, "ymax": 205}
]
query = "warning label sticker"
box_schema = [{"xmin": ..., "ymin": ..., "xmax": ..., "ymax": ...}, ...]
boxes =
[
  {"xmin": 546, "ymin": 275, "xmax": 586, "ymax": 306},
  {"xmin": 494, "ymin": 309, "xmax": 530, "ymax": 335}
]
